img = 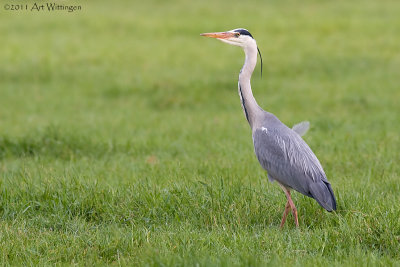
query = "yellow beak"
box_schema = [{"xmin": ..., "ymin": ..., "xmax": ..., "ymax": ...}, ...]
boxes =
[{"xmin": 200, "ymin": 31, "xmax": 238, "ymax": 39}]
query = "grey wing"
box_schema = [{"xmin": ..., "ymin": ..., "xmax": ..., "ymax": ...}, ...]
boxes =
[
  {"xmin": 292, "ymin": 121, "xmax": 310, "ymax": 136},
  {"xmin": 253, "ymin": 127, "xmax": 336, "ymax": 211}
]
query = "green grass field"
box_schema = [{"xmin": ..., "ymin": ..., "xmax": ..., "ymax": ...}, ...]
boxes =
[{"xmin": 1, "ymin": 0, "xmax": 400, "ymax": 265}]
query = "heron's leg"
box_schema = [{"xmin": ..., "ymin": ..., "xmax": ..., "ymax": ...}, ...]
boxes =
[
  {"xmin": 278, "ymin": 183, "xmax": 299, "ymax": 228},
  {"xmin": 289, "ymin": 200, "xmax": 299, "ymax": 227},
  {"xmin": 280, "ymin": 200, "xmax": 291, "ymax": 228}
]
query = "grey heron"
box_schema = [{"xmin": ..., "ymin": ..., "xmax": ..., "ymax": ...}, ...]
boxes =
[{"xmin": 201, "ymin": 29, "xmax": 336, "ymax": 227}]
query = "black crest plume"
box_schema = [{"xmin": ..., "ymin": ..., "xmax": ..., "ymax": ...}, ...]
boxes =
[{"xmin": 257, "ymin": 46, "xmax": 263, "ymax": 78}]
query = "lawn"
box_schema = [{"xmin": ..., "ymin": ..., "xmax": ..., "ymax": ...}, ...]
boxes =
[{"xmin": 1, "ymin": 0, "xmax": 399, "ymax": 265}]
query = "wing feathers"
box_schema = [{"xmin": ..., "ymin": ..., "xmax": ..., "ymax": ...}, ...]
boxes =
[
  {"xmin": 309, "ymin": 180, "xmax": 337, "ymax": 211},
  {"xmin": 253, "ymin": 125, "xmax": 336, "ymax": 211}
]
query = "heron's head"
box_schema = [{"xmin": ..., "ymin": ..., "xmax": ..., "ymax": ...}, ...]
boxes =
[
  {"xmin": 201, "ymin": 28, "xmax": 263, "ymax": 76},
  {"xmin": 200, "ymin": 28, "xmax": 256, "ymax": 48}
]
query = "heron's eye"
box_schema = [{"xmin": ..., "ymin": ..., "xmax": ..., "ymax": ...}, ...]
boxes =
[{"xmin": 235, "ymin": 32, "xmax": 240, "ymax": 37}]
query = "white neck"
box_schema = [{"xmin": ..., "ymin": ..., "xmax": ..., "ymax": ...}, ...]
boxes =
[{"xmin": 238, "ymin": 42, "xmax": 263, "ymax": 129}]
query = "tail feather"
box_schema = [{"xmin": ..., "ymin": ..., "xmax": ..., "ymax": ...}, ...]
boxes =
[{"xmin": 309, "ymin": 180, "xmax": 337, "ymax": 212}]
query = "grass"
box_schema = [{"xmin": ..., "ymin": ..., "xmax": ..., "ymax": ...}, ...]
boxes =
[{"xmin": 1, "ymin": 0, "xmax": 400, "ymax": 265}]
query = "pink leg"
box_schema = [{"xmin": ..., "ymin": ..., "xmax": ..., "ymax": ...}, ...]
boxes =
[
  {"xmin": 278, "ymin": 183, "xmax": 299, "ymax": 228},
  {"xmin": 289, "ymin": 198, "xmax": 299, "ymax": 227},
  {"xmin": 280, "ymin": 200, "xmax": 291, "ymax": 228}
]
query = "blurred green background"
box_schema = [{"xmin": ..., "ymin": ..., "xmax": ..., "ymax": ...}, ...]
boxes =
[{"xmin": 1, "ymin": 0, "xmax": 399, "ymax": 265}]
